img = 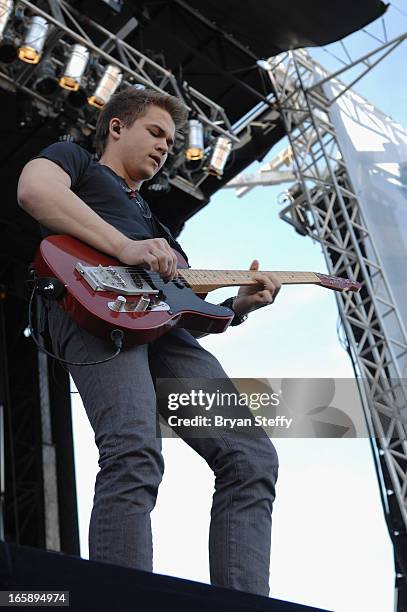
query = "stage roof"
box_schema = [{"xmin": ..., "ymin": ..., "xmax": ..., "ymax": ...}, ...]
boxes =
[{"xmin": 0, "ymin": 0, "xmax": 388, "ymax": 261}]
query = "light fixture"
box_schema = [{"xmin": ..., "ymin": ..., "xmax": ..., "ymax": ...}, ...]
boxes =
[
  {"xmin": 34, "ymin": 59, "xmax": 58, "ymax": 95},
  {"xmin": 67, "ymin": 88, "xmax": 88, "ymax": 109},
  {"xmin": 18, "ymin": 15, "xmax": 48, "ymax": 64},
  {"xmin": 88, "ymin": 64, "xmax": 122, "ymax": 108},
  {"xmin": 0, "ymin": 0, "xmax": 13, "ymax": 40},
  {"xmin": 0, "ymin": 34, "xmax": 16, "ymax": 63},
  {"xmin": 0, "ymin": 0, "xmax": 16, "ymax": 63},
  {"xmin": 59, "ymin": 44, "xmax": 89, "ymax": 91},
  {"xmin": 185, "ymin": 119, "xmax": 204, "ymax": 161},
  {"xmin": 256, "ymin": 59, "xmax": 271, "ymax": 71},
  {"xmin": 207, "ymin": 136, "xmax": 232, "ymax": 177}
]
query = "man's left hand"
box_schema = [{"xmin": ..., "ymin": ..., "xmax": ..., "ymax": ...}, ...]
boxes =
[{"xmin": 232, "ymin": 260, "xmax": 282, "ymax": 317}]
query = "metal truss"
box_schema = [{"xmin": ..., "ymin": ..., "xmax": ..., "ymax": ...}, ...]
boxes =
[
  {"xmin": 266, "ymin": 49, "xmax": 407, "ymax": 530},
  {"xmin": 1, "ymin": 0, "xmax": 238, "ymax": 141},
  {"xmin": 261, "ymin": 49, "xmax": 407, "ymax": 601},
  {"xmin": 1, "ymin": 0, "xmax": 262, "ymax": 199}
]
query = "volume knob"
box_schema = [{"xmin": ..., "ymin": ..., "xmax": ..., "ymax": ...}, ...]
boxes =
[{"xmin": 110, "ymin": 295, "xmax": 126, "ymax": 312}]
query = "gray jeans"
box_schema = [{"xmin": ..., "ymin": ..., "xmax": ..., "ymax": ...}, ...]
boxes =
[{"xmin": 43, "ymin": 300, "xmax": 279, "ymax": 596}]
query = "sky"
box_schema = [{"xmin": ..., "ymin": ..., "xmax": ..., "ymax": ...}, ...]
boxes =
[{"xmin": 71, "ymin": 4, "xmax": 407, "ymax": 611}]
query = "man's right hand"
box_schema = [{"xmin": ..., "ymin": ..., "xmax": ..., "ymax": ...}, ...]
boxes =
[{"xmin": 116, "ymin": 237, "xmax": 178, "ymax": 280}]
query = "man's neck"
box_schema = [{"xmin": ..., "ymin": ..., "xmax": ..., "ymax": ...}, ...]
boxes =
[{"xmin": 98, "ymin": 154, "xmax": 142, "ymax": 191}]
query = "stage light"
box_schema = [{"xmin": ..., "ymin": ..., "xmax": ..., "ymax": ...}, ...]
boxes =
[
  {"xmin": 256, "ymin": 59, "xmax": 270, "ymax": 71},
  {"xmin": 18, "ymin": 15, "xmax": 48, "ymax": 64},
  {"xmin": 0, "ymin": 0, "xmax": 16, "ymax": 63},
  {"xmin": 207, "ymin": 136, "xmax": 232, "ymax": 177},
  {"xmin": 34, "ymin": 59, "xmax": 58, "ymax": 95},
  {"xmin": 186, "ymin": 119, "xmax": 204, "ymax": 161},
  {"xmin": 67, "ymin": 88, "xmax": 88, "ymax": 109},
  {"xmin": 0, "ymin": 0, "xmax": 13, "ymax": 39},
  {"xmin": 59, "ymin": 44, "xmax": 89, "ymax": 91},
  {"xmin": 88, "ymin": 64, "xmax": 122, "ymax": 108},
  {"xmin": 0, "ymin": 36, "xmax": 16, "ymax": 62}
]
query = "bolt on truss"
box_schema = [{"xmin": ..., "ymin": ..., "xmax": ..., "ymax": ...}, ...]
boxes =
[{"xmin": 265, "ymin": 48, "xmax": 407, "ymax": 532}]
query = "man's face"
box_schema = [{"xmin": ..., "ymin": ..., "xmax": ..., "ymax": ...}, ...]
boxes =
[{"xmin": 114, "ymin": 105, "xmax": 175, "ymax": 182}]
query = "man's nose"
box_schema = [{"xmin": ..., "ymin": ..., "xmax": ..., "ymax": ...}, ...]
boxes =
[{"xmin": 156, "ymin": 139, "xmax": 168, "ymax": 154}]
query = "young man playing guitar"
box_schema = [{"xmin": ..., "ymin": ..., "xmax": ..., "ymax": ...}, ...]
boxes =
[{"xmin": 17, "ymin": 88, "xmax": 281, "ymax": 597}]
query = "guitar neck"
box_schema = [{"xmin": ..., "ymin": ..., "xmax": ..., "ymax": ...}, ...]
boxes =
[{"xmin": 177, "ymin": 270, "xmax": 322, "ymax": 294}]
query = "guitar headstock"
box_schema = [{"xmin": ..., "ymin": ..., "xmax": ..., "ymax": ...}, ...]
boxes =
[{"xmin": 315, "ymin": 273, "xmax": 362, "ymax": 292}]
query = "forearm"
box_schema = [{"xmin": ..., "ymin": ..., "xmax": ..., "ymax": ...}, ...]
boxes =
[{"xmin": 18, "ymin": 182, "xmax": 129, "ymax": 258}]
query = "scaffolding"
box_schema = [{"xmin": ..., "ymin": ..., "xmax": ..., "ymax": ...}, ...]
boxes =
[{"xmin": 228, "ymin": 42, "xmax": 407, "ymax": 607}]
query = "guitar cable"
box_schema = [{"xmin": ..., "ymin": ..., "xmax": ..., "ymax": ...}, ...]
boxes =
[{"xmin": 28, "ymin": 282, "xmax": 125, "ymax": 367}]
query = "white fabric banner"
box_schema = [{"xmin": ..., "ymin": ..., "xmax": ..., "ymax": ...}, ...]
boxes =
[{"xmin": 323, "ymin": 80, "xmax": 407, "ymax": 375}]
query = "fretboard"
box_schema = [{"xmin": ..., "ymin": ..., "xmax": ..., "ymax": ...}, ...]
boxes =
[{"xmin": 177, "ymin": 269, "xmax": 321, "ymax": 293}]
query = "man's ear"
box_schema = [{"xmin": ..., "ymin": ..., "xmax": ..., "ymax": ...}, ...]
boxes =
[{"xmin": 109, "ymin": 118, "xmax": 122, "ymax": 140}]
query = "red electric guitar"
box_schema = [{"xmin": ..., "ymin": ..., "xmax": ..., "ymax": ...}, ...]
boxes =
[{"xmin": 34, "ymin": 235, "xmax": 362, "ymax": 345}]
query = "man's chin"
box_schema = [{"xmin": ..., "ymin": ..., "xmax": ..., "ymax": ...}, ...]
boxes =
[{"xmin": 141, "ymin": 168, "xmax": 158, "ymax": 181}]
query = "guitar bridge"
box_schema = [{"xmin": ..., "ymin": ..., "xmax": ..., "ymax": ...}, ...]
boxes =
[{"xmin": 75, "ymin": 262, "xmax": 159, "ymax": 296}]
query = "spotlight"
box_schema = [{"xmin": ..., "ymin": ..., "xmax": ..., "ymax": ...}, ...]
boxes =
[
  {"xmin": 0, "ymin": 31, "xmax": 16, "ymax": 63},
  {"xmin": 0, "ymin": 0, "xmax": 13, "ymax": 39},
  {"xmin": 256, "ymin": 59, "xmax": 271, "ymax": 71},
  {"xmin": 185, "ymin": 119, "xmax": 204, "ymax": 161},
  {"xmin": 18, "ymin": 15, "xmax": 48, "ymax": 64},
  {"xmin": 66, "ymin": 88, "xmax": 88, "ymax": 109},
  {"xmin": 0, "ymin": 0, "xmax": 16, "ymax": 63},
  {"xmin": 34, "ymin": 58, "xmax": 58, "ymax": 95},
  {"xmin": 59, "ymin": 44, "xmax": 89, "ymax": 91},
  {"xmin": 88, "ymin": 64, "xmax": 122, "ymax": 108},
  {"xmin": 207, "ymin": 136, "xmax": 232, "ymax": 177}
]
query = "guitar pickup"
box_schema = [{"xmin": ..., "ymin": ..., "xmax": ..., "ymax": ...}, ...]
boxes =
[{"xmin": 75, "ymin": 262, "xmax": 159, "ymax": 296}]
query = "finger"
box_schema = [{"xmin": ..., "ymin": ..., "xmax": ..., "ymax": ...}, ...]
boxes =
[
  {"xmin": 268, "ymin": 273, "xmax": 282, "ymax": 293},
  {"xmin": 158, "ymin": 240, "xmax": 178, "ymax": 279},
  {"xmin": 150, "ymin": 249, "xmax": 174, "ymax": 278},
  {"xmin": 144, "ymin": 253, "xmax": 160, "ymax": 273},
  {"xmin": 154, "ymin": 243, "xmax": 177, "ymax": 277},
  {"xmin": 169, "ymin": 255, "xmax": 178, "ymax": 280},
  {"xmin": 163, "ymin": 252, "xmax": 174, "ymax": 278},
  {"xmin": 161, "ymin": 250, "xmax": 177, "ymax": 280},
  {"xmin": 256, "ymin": 290, "xmax": 275, "ymax": 305},
  {"xmin": 251, "ymin": 273, "xmax": 273, "ymax": 291},
  {"xmin": 252, "ymin": 273, "xmax": 281, "ymax": 294}
]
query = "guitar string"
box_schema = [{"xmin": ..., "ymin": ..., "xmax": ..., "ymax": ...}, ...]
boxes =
[
  {"xmin": 92, "ymin": 268, "xmax": 321, "ymax": 283},
  {"xmin": 90, "ymin": 269, "xmax": 321, "ymax": 289}
]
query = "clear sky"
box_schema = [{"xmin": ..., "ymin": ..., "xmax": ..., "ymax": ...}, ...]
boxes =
[{"xmin": 71, "ymin": 4, "xmax": 407, "ymax": 611}]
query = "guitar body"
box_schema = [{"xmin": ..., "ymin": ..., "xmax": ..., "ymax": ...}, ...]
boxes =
[{"xmin": 34, "ymin": 236, "xmax": 234, "ymax": 345}]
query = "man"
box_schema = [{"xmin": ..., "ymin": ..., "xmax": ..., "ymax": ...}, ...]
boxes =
[{"xmin": 17, "ymin": 88, "xmax": 280, "ymax": 596}]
